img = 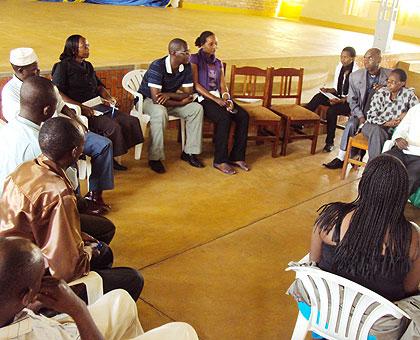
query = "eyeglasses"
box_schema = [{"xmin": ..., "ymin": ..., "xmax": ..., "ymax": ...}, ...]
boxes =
[
  {"xmin": 176, "ymin": 50, "xmax": 190, "ymax": 56},
  {"xmin": 387, "ymin": 79, "xmax": 401, "ymax": 85}
]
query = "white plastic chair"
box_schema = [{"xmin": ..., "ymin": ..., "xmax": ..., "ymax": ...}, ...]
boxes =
[
  {"xmin": 53, "ymin": 271, "xmax": 103, "ymax": 322},
  {"xmin": 68, "ymin": 271, "xmax": 103, "ymax": 305},
  {"xmin": 64, "ymin": 102, "xmax": 92, "ymax": 189},
  {"xmin": 122, "ymin": 69, "xmax": 185, "ymax": 160},
  {"xmin": 286, "ymin": 265, "xmax": 410, "ymax": 340}
]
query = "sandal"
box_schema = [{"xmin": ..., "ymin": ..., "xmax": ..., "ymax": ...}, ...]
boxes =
[
  {"xmin": 230, "ymin": 161, "xmax": 250, "ymax": 171},
  {"xmin": 213, "ymin": 163, "xmax": 237, "ymax": 175}
]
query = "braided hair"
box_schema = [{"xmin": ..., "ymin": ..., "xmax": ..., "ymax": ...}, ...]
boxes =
[{"xmin": 315, "ymin": 155, "xmax": 412, "ymax": 280}]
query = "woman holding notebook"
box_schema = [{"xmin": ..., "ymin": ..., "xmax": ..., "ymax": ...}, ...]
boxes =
[
  {"xmin": 52, "ymin": 34, "xmax": 143, "ymax": 171},
  {"xmin": 305, "ymin": 46, "xmax": 358, "ymax": 152}
]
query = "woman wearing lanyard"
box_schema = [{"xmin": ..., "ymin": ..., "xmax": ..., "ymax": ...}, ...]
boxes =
[
  {"xmin": 190, "ymin": 31, "xmax": 250, "ymax": 175},
  {"xmin": 52, "ymin": 34, "xmax": 144, "ymax": 171}
]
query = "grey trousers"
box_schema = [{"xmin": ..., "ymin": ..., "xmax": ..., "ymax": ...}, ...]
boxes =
[
  {"xmin": 361, "ymin": 123, "xmax": 391, "ymax": 162},
  {"xmin": 339, "ymin": 116, "xmax": 361, "ymax": 151},
  {"xmin": 143, "ymin": 98, "xmax": 203, "ymax": 160}
]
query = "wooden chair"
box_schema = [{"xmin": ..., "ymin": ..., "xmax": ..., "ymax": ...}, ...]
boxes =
[
  {"xmin": 229, "ymin": 65, "xmax": 282, "ymax": 158},
  {"xmin": 341, "ymin": 133, "xmax": 368, "ymax": 179},
  {"xmin": 268, "ymin": 68, "xmax": 320, "ymax": 156},
  {"xmin": 315, "ymin": 105, "xmax": 348, "ymax": 135}
]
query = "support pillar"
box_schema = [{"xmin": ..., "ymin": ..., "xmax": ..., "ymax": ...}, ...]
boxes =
[{"xmin": 373, "ymin": 0, "xmax": 400, "ymax": 52}]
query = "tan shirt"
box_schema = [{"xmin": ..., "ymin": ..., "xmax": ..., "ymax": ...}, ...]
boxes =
[{"xmin": 0, "ymin": 155, "xmax": 90, "ymax": 282}]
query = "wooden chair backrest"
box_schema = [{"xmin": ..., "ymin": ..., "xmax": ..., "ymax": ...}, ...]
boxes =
[
  {"xmin": 229, "ymin": 65, "xmax": 272, "ymax": 107},
  {"xmin": 268, "ymin": 67, "xmax": 304, "ymax": 106}
]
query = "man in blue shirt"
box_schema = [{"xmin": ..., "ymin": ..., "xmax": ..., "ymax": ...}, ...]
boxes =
[{"xmin": 139, "ymin": 38, "xmax": 204, "ymax": 173}]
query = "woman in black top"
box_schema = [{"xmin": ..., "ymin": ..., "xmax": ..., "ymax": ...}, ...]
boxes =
[
  {"xmin": 52, "ymin": 35, "xmax": 143, "ymax": 170},
  {"xmin": 310, "ymin": 155, "xmax": 419, "ymax": 302}
]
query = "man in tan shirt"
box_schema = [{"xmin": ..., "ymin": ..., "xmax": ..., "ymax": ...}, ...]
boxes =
[{"xmin": 0, "ymin": 114, "xmax": 143, "ymax": 301}]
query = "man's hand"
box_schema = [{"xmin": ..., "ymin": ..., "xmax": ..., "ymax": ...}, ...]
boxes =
[
  {"xmin": 395, "ymin": 137, "xmax": 409, "ymax": 150},
  {"xmin": 36, "ymin": 277, "xmax": 105, "ymax": 340},
  {"xmin": 180, "ymin": 95, "xmax": 194, "ymax": 105},
  {"xmin": 372, "ymin": 83, "xmax": 385, "ymax": 91},
  {"xmin": 35, "ymin": 277, "xmax": 85, "ymax": 317},
  {"xmin": 156, "ymin": 92, "xmax": 171, "ymax": 105},
  {"xmin": 81, "ymin": 105, "xmax": 95, "ymax": 118},
  {"xmin": 358, "ymin": 116, "xmax": 366, "ymax": 124}
]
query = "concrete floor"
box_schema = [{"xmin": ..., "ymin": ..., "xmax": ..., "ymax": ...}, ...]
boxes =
[
  {"xmin": 1, "ymin": 2, "xmax": 419, "ymax": 338},
  {"xmin": 105, "ymin": 129, "xmax": 419, "ymax": 339}
]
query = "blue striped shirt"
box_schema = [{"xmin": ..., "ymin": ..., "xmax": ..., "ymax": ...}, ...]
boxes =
[{"xmin": 139, "ymin": 56, "xmax": 193, "ymax": 98}]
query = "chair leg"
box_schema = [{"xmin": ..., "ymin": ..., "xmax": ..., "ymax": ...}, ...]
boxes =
[
  {"xmin": 78, "ymin": 160, "xmax": 87, "ymax": 180},
  {"xmin": 311, "ymin": 121, "xmax": 320, "ymax": 155},
  {"xmin": 180, "ymin": 119, "xmax": 186, "ymax": 151},
  {"xmin": 341, "ymin": 138, "xmax": 353, "ymax": 180},
  {"xmin": 134, "ymin": 143, "xmax": 143, "ymax": 160},
  {"xmin": 291, "ymin": 311, "xmax": 310, "ymax": 340},
  {"xmin": 281, "ymin": 119, "xmax": 290, "ymax": 156},
  {"xmin": 272, "ymin": 122, "xmax": 281, "ymax": 158}
]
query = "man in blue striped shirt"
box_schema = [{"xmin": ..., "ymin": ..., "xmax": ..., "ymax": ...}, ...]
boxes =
[{"xmin": 139, "ymin": 38, "xmax": 204, "ymax": 173}]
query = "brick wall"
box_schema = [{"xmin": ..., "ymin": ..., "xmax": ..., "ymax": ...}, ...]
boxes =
[
  {"xmin": 182, "ymin": 0, "xmax": 279, "ymax": 15},
  {"xmin": 0, "ymin": 66, "xmax": 135, "ymax": 121}
]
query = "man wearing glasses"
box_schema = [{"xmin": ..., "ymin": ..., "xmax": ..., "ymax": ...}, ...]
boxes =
[
  {"xmin": 361, "ymin": 68, "xmax": 418, "ymax": 161},
  {"xmin": 139, "ymin": 38, "xmax": 204, "ymax": 174},
  {"xmin": 324, "ymin": 48, "xmax": 391, "ymax": 169}
]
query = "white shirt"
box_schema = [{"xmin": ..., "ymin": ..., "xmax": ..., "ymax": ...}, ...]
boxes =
[
  {"xmin": 392, "ymin": 103, "xmax": 420, "ymax": 156},
  {"xmin": 1, "ymin": 75, "xmax": 65, "ymax": 122},
  {"xmin": 0, "ymin": 116, "xmax": 41, "ymax": 193},
  {"xmin": 332, "ymin": 62, "xmax": 359, "ymax": 96},
  {"xmin": 0, "ymin": 309, "xmax": 78, "ymax": 340}
]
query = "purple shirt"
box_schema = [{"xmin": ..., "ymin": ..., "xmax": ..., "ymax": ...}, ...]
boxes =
[{"xmin": 190, "ymin": 49, "xmax": 223, "ymax": 92}]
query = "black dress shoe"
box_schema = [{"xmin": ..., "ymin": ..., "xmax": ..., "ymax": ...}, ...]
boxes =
[
  {"xmin": 323, "ymin": 157, "xmax": 344, "ymax": 169},
  {"xmin": 113, "ymin": 160, "xmax": 128, "ymax": 171},
  {"xmin": 181, "ymin": 152, "xmax": 204, "ymax": 168},
  {"xmin": 84, "ymin": 199, "xmax": 108, "ymax": 216},
  {"xmin": 323, "ymin": 144, "xmax": 334, "ymax": 152},
  {"xmin": 149, "ymin": 160, "xmax": 166, "ymax": 173}
]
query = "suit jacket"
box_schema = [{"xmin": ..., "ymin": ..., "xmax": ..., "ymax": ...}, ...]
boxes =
[{"xmin": 347, "ymin": 67, "xmax": 391, "ymax": 118}]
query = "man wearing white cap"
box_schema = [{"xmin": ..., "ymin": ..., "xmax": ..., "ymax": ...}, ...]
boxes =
[{"xmin": 1, "ymin": 47, "xmax": 114, "ymax": 216}]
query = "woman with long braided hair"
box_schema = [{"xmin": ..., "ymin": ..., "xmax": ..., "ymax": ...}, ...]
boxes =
[{"xmin": 310, "ymin": 154, "xmax": 419, "ymax": 301}]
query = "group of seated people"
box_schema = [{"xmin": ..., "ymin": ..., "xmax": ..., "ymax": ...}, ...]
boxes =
[
  {"xmin": 0, "ymin": 30, "xmax": 419, "ymax": 340},
  {"xmin": 0, "ymin": 104, "xmax": 198, "ymax": 339},
  {"xmin": 305, "ymin": 46, "xmax": 419, "ymax": 196}
]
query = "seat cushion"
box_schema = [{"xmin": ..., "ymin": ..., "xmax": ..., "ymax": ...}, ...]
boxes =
[
  {"xmin": 351, "ymin": 133, "xmax": 369, "ymax": 149},
  {"xmin": 237, "ymin": 103, "xmax": 281, "ymax": 121},
  {"xmin": 270, "ymin": 104, "xmax": 320, "ymax": 121}
]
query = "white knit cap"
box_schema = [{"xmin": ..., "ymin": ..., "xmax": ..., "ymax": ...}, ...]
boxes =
[{"xmin": 9, "ymin": 48, "xmax": 38, "ymax": 66}]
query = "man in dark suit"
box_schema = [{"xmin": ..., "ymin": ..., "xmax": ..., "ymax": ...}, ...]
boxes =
[{"xmin": 324, "ymin": 48, "xmax": 391, "ymax": 169}]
